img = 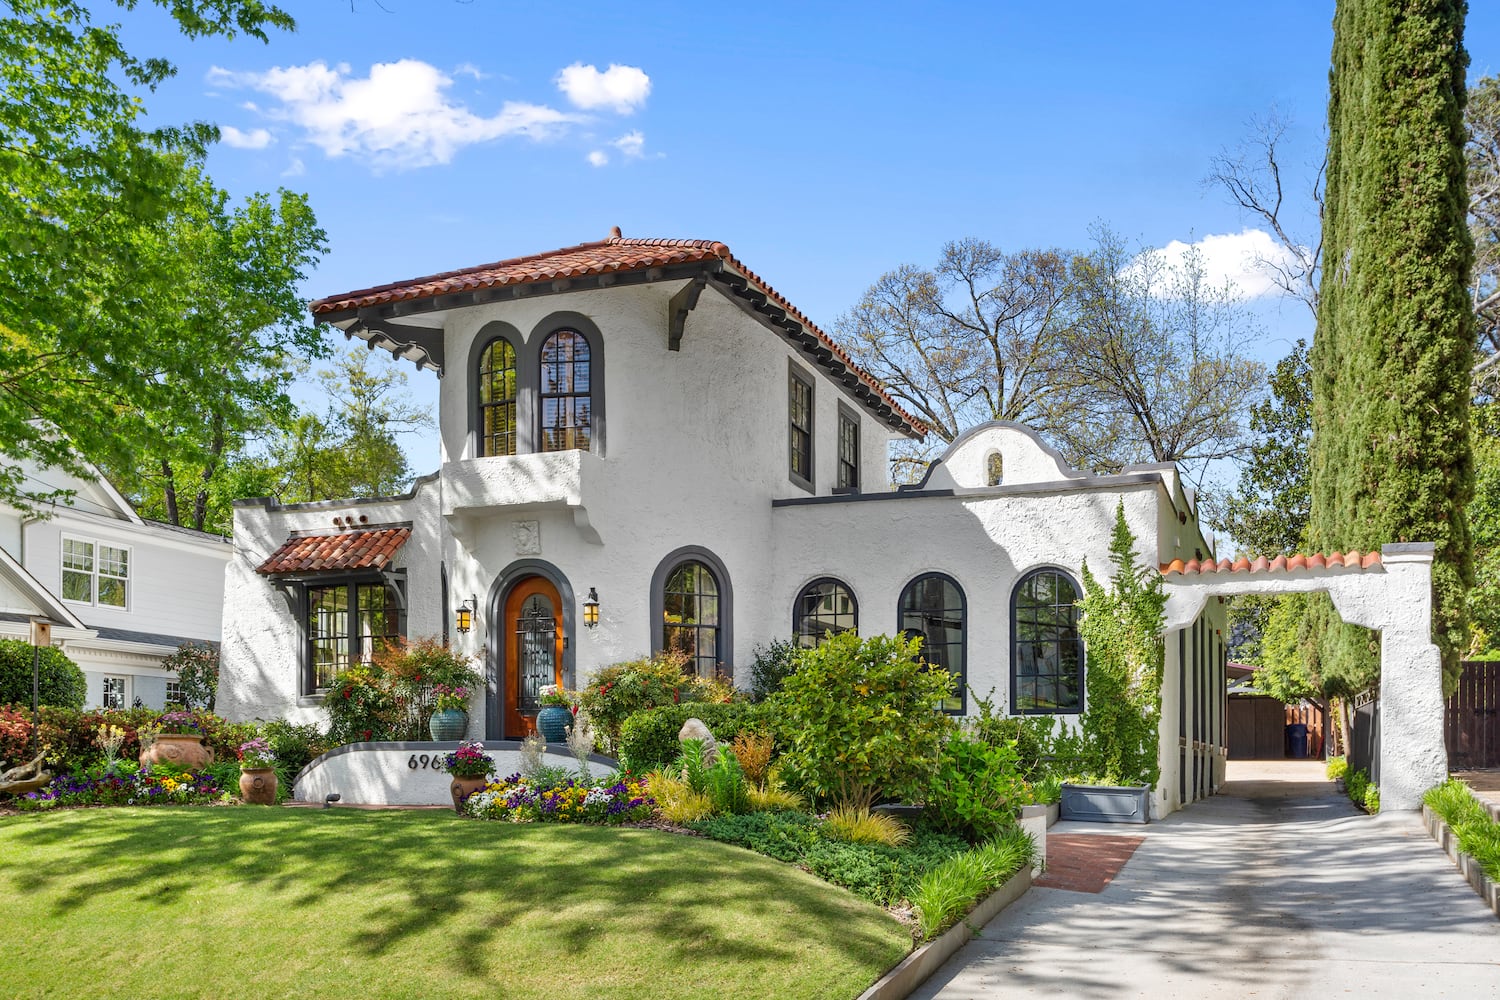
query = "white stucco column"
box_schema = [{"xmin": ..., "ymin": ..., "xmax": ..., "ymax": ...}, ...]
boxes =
[{"xmin": 1368, "ymin": 545, "xmax": 1446, "ymax": 811}]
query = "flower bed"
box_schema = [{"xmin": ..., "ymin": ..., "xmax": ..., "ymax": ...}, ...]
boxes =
[
  {"xmin": 13, "ymin": 767, "xmax": 227, "ymax": 810},
  {"xmin": 467, "ymin": 773, "xmax": 653, "ymax": 824}
]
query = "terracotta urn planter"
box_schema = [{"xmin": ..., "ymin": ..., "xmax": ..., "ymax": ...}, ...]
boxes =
[
  {"xmin": 140, "ymin": 734, "xmax": 215, "ymax": 772},
  {"xmin": 450, "ymin": 775, "xmax": 488, "ymax": 814},
  {"xmin": 239, "ymin": 767, "xmax": 278, "ymax": 805}
]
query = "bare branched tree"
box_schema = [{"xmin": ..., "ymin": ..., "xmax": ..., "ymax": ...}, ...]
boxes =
[
  {"xmin": 1206, "ymin": 109, "xmax": 1323, "ymax": 318},
  {"xmin": 1209, "ymin": 89, "xmax": 1500, "ymax": 393},
  {"xmin": 836, "ymin": 240, "xmax": 1073, "ymax": 481},
  {"xmin": 1056, "ymin": 227, "xmax": 1268, "ymax": 488}
]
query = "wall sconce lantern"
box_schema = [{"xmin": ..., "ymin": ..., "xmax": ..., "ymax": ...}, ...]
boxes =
[
  {"xmin": 455, "ymin": 595, "xmax": 477, "ymax": 634},
  {"xmin": 583, "ymin": 587, "xmax": 600, "ymax": 629}
]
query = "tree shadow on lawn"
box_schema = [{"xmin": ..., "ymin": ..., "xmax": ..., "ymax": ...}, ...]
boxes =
[{"xmin": 0, "ymin": 808, "xmax": 906, "ymax": 981}]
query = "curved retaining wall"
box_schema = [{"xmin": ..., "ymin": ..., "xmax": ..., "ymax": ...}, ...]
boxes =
[{"xmin": 293, "ymin": 741, "xmax": 619, "ymax": 806}]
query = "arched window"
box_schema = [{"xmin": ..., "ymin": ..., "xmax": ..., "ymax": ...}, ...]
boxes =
[
  {"xmin": 663, "ymin": 560, "xmax": 721, "ymax": 679},
  {"xmin": 540, "ymin": 329, "xmax": 591, "ymax": 452},
  {"xmin": 793, "ymin": 578, "xmax": 858, "ymax": 648},
  {"xmin": 986, "ymin": 452, "xmax": 1003, "ymax": 487},
  {"xmin": 898, "ymin": 574, "xmax": 965, "ymax": 713},
  {"xmin": 1011, "ymin": 568, "xmax": 1084, "ymax": 714},
  {"xmin": 477, "ymin": 337, "xmax": 519, "ymax": 456}
]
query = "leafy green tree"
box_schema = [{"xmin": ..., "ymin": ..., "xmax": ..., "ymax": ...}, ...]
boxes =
[
  {"xmin": 1076, "ymin": 503, "xmax": 1167, "ymax": 787},
  {"xmin": 0, "ymin": 640, "xmax": 85, "ymax": 710},
  {"xmin": 0, "ymin": 0, "xmax": 294, "ymax": 513},
  {"xmin": 1307, "ymin": 0, "xmax": 1475, "ymax": 695},
  {"xmin": 101, "ymin": 172, "xmax": 328, "ymax": 532},
  {"xmin": 159, "ymin": 642, "xmax": 220, "ymax": 712}
]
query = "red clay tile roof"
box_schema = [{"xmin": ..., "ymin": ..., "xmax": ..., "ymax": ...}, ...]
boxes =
[
  {"xmin": 1160, "ymin": 550, "xmax": 1383, "ymax": 578},
  {"xmin": 255, "ymin": 527, "xmax": 411, "ymax": 575},
  {"xmin": 308, "ymin": 230, "xmax": 927, "ymax": 437}
]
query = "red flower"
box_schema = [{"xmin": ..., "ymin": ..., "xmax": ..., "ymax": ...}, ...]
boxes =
[{"xmin": 362, "ymin": 729, "xmax": 372, "ymax": 741}]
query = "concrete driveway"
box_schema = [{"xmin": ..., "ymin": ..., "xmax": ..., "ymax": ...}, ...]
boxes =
[{"xmin": 911, "ymin": 761, "xmax": 1500, "ymax": 998}]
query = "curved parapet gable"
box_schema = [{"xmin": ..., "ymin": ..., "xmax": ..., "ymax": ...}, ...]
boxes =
[
  {"xmin": 293, "ymin": 740, "xmax": 620, "ymax": 807},
  {"xmin": 912, "ymin": 422, "xmax": 1088, "ymax": 492}
]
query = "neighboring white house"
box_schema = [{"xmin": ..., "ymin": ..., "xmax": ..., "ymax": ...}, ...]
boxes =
[
  {"xmin": 0, "ymin": 456, "xmax": 231, "ymax": 709},
  {"xmin": 219, "ymin": 229, "xmax": 1229, "ymax": 818}
]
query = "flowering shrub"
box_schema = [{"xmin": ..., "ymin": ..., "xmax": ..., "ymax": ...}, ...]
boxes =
[
  {"xmin": 237, "ymin": 737, "xmax": 276, "ymax": 769},
  {"xmin": 15, "ymin": 768, "xmax": 227, "ymax": 810},
  {"xmin": 156, "ymin": 711, "xmax": 203, "ymax": 735},
  {"xmin": 430, "ymin": 684, "xmax": 471, "ymax": 712},
  {"xmin": 439, "ymin": 740, "xmax": 493, "ymax": 779},
  {"xmin": 467, "ymin": 773, "xmax": 653, "ymax": 824},
  {"xmin": 580, "ymin": 651, "xmax": 734, "ymax": 752},
  {"xmin": 324, "ymin": 637, "xmax": 481, "ymax": 742}
]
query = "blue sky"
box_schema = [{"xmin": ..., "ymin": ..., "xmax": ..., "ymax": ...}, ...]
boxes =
[{"xmin": 122, "ymin": 1, "xmax": 1500, "ymax": 474}]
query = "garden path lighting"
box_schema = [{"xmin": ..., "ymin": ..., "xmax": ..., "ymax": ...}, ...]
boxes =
[{"xmin": 583, "ymin": 587, "xmax": 600, "ymax": 628}]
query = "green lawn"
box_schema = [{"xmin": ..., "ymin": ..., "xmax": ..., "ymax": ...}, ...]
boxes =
[{"xmin": 0, "ymin": 808, "xmax": 910, "ymax": 1000}]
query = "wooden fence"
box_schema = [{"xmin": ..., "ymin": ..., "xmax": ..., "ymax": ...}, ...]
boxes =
[{"xmin": 1447, "ymin": 660, "xmax": 1500, "ymax": 770}]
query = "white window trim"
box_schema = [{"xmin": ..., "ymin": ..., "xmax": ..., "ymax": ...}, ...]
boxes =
[
  {"xmin": 60, "ymin": 534, "xmax": 132, "ymax": 611},
  {"xmin": 100, "ymin": 675, "xmax": 130, "ymax": 711}
]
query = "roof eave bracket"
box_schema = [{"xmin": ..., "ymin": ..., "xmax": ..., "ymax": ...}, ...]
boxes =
[{"xmin": 667, "ymin": 272, "xmax": 710, "ymax": 352}]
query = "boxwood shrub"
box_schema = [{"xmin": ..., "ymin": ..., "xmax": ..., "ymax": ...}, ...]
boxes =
[{"xmin": 617, "ymin": 702, "xmax": 772, "ymax": 773}]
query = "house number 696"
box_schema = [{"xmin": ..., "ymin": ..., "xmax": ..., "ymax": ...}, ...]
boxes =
[{"xmin": 407, "ymin": 754, "xmax": 440, "ymax": 770}]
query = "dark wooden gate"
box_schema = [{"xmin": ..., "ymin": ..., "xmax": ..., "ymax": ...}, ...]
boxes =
[{"xmin": 1447, "ymin": 660, "xmax": 1500, "ymax": 770}]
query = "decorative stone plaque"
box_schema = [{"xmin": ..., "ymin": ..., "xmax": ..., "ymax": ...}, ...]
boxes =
[{"xmin": 512, "ymin": 519, "xmax": 541, "ymax": 555}]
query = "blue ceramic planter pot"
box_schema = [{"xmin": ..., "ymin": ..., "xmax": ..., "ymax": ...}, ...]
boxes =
[
  {"xmin": 429, "ymin": 708, "xmax": 467, "ymax": 742},
  {"xmin": 536, "ymin": 705, "xmax": 572, "ymax": 743}
]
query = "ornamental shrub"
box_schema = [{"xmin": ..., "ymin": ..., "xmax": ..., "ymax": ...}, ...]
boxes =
[
  {"xmin": 0, "ymin": 638, "xmax": 85, "ymax": 710},
  {"xmin": 158, "ymin": 642, "xmax": 219, "ymax": 711},
  {"xmin": 748, "ymin": 637, "xmax": 800, "ymax": 701},
  {"xmin": 966, "ymin": 688, "xmax": 1082, "ymax": 779},
  {"xmin": 616, "ymin": 701, "xmax": 771, "ymax": 773},
  {"xmin": 580, "ymin": 651, "xmax": 733, "ymax": 753},
  {"xmin": 924, "ymin": 732, "xmax": 1026, "ymax": 841},
  {"xmin": 1076, "ymin": 503, "xmax": 1167, "ymax": 787},
  {"xmin": 768, "ymin": 630, "xmax": 955, "ymax": 809}
]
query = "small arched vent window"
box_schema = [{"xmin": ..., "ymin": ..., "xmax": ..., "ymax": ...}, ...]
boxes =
[{"xmin": 987, "ymin": 451, "xmax": 1004, "ymax": 487}]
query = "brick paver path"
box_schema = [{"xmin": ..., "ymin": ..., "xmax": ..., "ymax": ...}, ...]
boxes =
[{"xmin": 1033, "ymin": 834, "xmax": 1144, "ymax": 893}]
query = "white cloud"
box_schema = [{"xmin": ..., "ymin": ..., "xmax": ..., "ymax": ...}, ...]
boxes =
[
  {"xmin": 555, "ymin": 62, "xmax": 651, "ymax": 113},
  {"xmin": 587, "ymin": 150, "xmax": 609, "ymax": 167},
  {"xmin": 453, "ymin": 62, "xmax": 486, "ymax": 80},
  {"xmin": 1133, "ymin": 229, "xmax": 1310, "ymax": 299},
  {"xmin": 219, "ymin": 125, "xmax": 274, "ymax": 149},
  {"xmin": 611, "ymin": 130, "xmax": 646, "ymax": 159},
  {"xmin": 207, "ymin": 59, "xmax": 583, "ymax": 169},
  {"xmin": 282, "ymin": 157, "xmax": 305, "ymax": 177}
]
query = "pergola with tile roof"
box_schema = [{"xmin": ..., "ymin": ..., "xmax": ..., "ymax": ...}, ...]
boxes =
[{"xmin": 1161, "ymin": 542, "xmax": 1445, "ymax": 811}]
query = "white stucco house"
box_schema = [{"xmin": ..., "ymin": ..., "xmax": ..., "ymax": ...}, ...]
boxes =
[
  {"xmin": 1, "ymin": 456, "xmax": 231, "ymax": 709},
  {"xmin": 219, "ymin": 229, "xmax": 1232, "ymax": 817}
]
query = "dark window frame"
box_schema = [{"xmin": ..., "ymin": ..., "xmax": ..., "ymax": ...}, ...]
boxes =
[
  {"xmin": 897, "ymin": 572, "xmax": 967, "ymax": 714},
  {"xmin": 650, "ymin": 545, "xmax": 734, "ymax": 682},
  {"xmin": 1009, "ymin": 566, "xmax": 1085, "ymax": 716},
  {"xmin": 836, "ymin": 403, "xmax": 860, "ymax": 492},
  {"xmin": 792, "ymin": 577, "xmax": 859, "ymax": 648},
  {"xmin": 788, "ymin": 360, "xmax": 815, "ymax": 492},
  {"xmin": 538, "ymin": 327, "xmax": 594, "ymax": 454},
  {"xmin": 299, "ymin": 574, "xmax": 406, "ymax": 696}
]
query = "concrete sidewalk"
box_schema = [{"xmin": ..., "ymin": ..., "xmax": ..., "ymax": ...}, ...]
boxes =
[{"xmin": 911, "ymin": 761, "xmax": 1500, "ymax": 998}]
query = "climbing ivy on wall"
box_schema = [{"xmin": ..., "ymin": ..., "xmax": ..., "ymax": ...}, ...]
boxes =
[
  {"xmin": 1306, "ymin": 0, "xmax": 1475, "ymax": 694},
  {"xmin": 1076, "ymin": 503, "xmax": 1168, "ymax": 788}
]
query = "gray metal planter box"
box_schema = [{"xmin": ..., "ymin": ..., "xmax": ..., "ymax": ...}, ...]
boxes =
[{"xmin": 1060, "ymin": 783, "xmax": 1151, "ymax": 824}]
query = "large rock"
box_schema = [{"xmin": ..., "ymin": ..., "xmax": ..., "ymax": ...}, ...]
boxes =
[{"xmin": 678, "ymin": 717, "xmax": 719, "ymax": 766}]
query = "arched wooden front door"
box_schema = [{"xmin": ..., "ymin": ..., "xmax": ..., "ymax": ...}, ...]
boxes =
[{"xmin": 503, "ymin": 576, "xmax": 565, "ymax": 739}]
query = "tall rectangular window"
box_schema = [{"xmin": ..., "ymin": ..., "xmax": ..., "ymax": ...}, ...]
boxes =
[
  {"xmin": 837, "ymin": 409, "xmax": 860, "ymax": 490},
  {"xmin": 305, "ymin": 580, "xmax": 402, "ymax": 693},
  {"xmin": 789, "ymin": 366, "xmax": 813, "ymax": 489},
  {"xmin": 62, "ymin": 537, "xmax": 129, "ymax": 608},
  {"xmin": 101, "ymin": 676, "xmax": 127, "ymax": 710}
]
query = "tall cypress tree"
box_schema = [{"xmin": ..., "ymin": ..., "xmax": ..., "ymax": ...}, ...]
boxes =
[{"xmin": 1307, "ymin": 0, "xmax": 1475, "ymax": 694}]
